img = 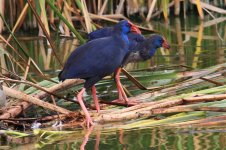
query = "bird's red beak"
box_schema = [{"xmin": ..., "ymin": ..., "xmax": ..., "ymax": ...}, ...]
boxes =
[
  {"xmin": 129, "ymin": 22, "xmax": 141, "ymax": 34},
  {"xmin": 162, "ymin": 39, "xmax": 170, "ymax": 49}
]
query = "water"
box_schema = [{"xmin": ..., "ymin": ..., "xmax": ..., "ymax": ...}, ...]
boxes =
[
  {"xmin": 8, "ymin": 126, "xmax": 226, "ymax": 149},
  {"xmin": 1, "ymin": 14, "xmax": 226, "ymax": 149}
]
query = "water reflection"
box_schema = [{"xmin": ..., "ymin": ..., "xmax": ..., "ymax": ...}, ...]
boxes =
[
  {"xmin": 192, "ymin": 21, "xmax": 203, "ymax": 68},
  {"xmin": 7, "ymin": 125, "xmax": 226, "ymax": 149},
  {"xmin": 80, "ymin": 126, "xmax": 94, "ymax": 150}
]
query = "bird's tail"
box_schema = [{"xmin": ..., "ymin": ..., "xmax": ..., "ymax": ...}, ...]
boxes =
[{"xmin": 58, "ymin": 70, "xmax": 64, "ymax": 82}]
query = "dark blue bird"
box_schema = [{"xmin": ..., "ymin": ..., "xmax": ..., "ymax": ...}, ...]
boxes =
[
  {"xmin": 88, "ymin": 28, "xmax": 170, "ymax": 102},
  {"xmin": 59, "ymin": 20, "xmax": 141, "ymax": 127}
]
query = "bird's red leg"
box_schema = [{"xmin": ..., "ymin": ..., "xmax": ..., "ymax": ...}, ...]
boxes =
[
  {"xmin": 77, "ymin": 88, "xmax": 94, "ymax": 128},
  {"xmin": 92, "ymin": 85, "xmax": 100, "ymax": 113},
  {"xmin": 115, "ymin": 68, "xmax": 129, "ymax": 103},
  {"xmin": 116, "ymin": 78, "xmax": 124, "ymax": 100}
]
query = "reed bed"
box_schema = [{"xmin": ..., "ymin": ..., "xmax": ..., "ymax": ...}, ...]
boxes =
[
  {"xmin": 0, "ymin": 0, "xmax": 225, "ymax": 35},
  {"xmin": 0, "ymin": 0, "xmax": 225, "ymax": 148}
]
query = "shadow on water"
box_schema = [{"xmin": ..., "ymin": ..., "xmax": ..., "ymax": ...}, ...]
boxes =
[{"xmin": 0, "ymin": 14, "xmax": 226, "ymax": 149}]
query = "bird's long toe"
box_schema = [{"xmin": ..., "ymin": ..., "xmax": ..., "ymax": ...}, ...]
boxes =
[{"xmin": 86, "ymin": 116, "xmax": 95, "ymax": 128}]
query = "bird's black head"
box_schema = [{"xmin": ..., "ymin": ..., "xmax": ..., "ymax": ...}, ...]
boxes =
[
  {"xmin": 114, "ymin": 20, "xmax": 141, "ymax": 34},
  {"xmin": 147, "ymin": 34, "xmax": 170, "ymax": 49}
]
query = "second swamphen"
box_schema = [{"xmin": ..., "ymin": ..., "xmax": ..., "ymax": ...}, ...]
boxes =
[
  {"xmin": 58, "ymin": 20, "xmax": 140, "ymax": 127},
  {"xmin": 88, "ymin": 27, "xmax": 170, "ymax": 102}
]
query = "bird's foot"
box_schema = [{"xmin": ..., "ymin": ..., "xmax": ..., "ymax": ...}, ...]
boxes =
[
  {"xmin": 117, "ymin": 93, "xmax": 127, "ymax": 103},
  {"xmin": 82, "ymin": 116, "xmax": 95, "ymax": 128},
  {"xmin": 116, "ymin": 95, "xmax": 129, "ymax": 105}
]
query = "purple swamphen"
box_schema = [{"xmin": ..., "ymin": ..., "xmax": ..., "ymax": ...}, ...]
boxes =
[
  {"xmin": 58, "ymin": 20, "xmax": 141, "ymax": 127},
  {"xmin": 88, "ymin": 28, "xmax": 170, "ymax": 102}
]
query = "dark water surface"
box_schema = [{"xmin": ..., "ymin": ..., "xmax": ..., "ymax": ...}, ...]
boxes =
[
  {"xmin": 49, "ymin": 126, "xmax": 226, "ymax": 150},
  {"xmin": 2, "ymin": 14, "xmax": 226, "ymax": 149}
]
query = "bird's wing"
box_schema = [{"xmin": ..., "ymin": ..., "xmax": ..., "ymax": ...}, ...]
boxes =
[
  {"xmin": 122, "ymin": 42, "xmax": 150, "ymax": 65},
  {"xmin": 88, "ymin": 27, "xmax": 113, "ymax": 41},
  {"xmin": 59, "ymin": 37, "xmax": 125, "ymax": 80},
  {"xmin": 127, "ymin": 33, "xmax": 145, "ymax": 51}
]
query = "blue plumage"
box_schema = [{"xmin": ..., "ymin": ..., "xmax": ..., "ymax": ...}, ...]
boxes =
[
  {"xmin": 88, "ymin": 27, "xmax": 113, "ymax": 41},
  {"xmin": 58, "ymin": 20, "xmax": 142, "ymax": 127},
  {"xmin": 88, "ymin": 27, "xmax": 145, "ymax": 51},
  {"xmin": 88, "ymin": 27, "xmax": 170, "ymax": 65},
  {"xmin": 59, "ymin": 20, "xmax": 131, "ymax": 89}
]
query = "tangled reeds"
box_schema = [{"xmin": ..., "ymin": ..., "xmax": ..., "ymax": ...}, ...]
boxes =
[
  {"xmin": 0, "ymin": 0, "xmax": 225, "ymax": 35},
  {"xmin": 1, "ymin": 62, "xmax": 226, "ymax": 129}
]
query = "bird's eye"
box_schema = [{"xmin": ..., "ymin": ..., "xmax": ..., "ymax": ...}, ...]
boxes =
[{"xmin": 126, "ymin": 23, "xmax": 131, "ymax": 27}]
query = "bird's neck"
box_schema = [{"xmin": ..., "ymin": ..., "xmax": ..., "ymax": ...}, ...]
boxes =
[
  {"xmin": 149, "ymin": 46, "xmax": 157, "ymax": 57},
  {"xmin": 113, "ymin": 33, "xmax": 129, "ymax": 50},
  {"xmin": 121, "ymin": 33, "xmax": 129, "ymax": 45},
  {"xmin": 139, "ymin": 44, "xmax": 158, "ymax": 60}
]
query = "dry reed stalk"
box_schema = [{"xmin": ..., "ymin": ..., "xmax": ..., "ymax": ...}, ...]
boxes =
[
  {"xmin": 38, "ymin": 113, "xmax": 79, "ymax": 122},
  {"xmin": 151, "ymin": 1, "xmax": 175, "ymax": 18},
  {"xmin": 190, "ymin": 0, "xmax": 226, "ymax": 14},
  {"xmin": 62, "ymin": 3, "xmax": 73, "ymax": 36},
  {"xmin": 116, "ymin": 0, "xmax": 125, "ymax": 14},
  {"xmin": 106, "ymin": 101, "xmax": 165, "ymax": 114},
  {"xmin": 37, "ymin": 79, "xmax": 84, "ymax": 99},
  {"xmin": 194, "ymin": 0, "xmax": 204, "ymax": 20},
  {"xmin": 89, "ymin": 14, "xmax": 126, "ymax": 21},
  {"xmin": 96, "ymin": 92, "xmax": 226, "ymax": 123},
  {"xmin": 183, "ymin": 94, "xmax": 226, "ymax": 103},
  {"xmin": 162, "ymin": 0, "xmax": 169, "ymax": 22},
  {"xmin": 194, "ymin": 17, "xmax": 226, "ymax": 30},
  {"xmin": 92, "ymin": 0, "xmax": 97, "ymax": 13},
  {"xmin": 146, "ymin": 0, "xmax": 157, "ymax": 21},
  {"xmin": 18, "ymin": 58, "xmax": 31, "ymax": 90},
  {"xmin": 0, "ymin": 0, "xmax": 4, "ymax": 33},
  {"xmin": 0, "ymin": 78, "xmax": 82, "ymax": 104},
  {"xmin": 2, "ymin": 86, "xmax": 72, "ymax": 115},
  {"xmin": 89, "ymin": 13, "xmax": 156, "ymax": 33},
  {"xmin": 152, "ymin": 106, "xmax": 226, "ymax": 115},
  {"xmin": 6, "ymin": 3, "xmax": 29, "ymax": 42},
  {"xmin": 126, "ymin": 0, "xmax": 140, "ymax": 15},
  {"xmin": 199, "ymin": 77, "xmax": 224, "ymax": 86},
  {"xmin": 22, "ymin": 58, "xmax": 31, "ymax": 80},
  {"xmin": 192, "ymin": 21, "xmax": 203, "ymax": 68},
  {"xmin": 94, "ymin": 99, "xmax": 183, "ymax": 123},
  {"xmin": 39, "ymin": 40, "xmax": 50, "ymax": 70},
  {"xmin": 174, "ymin": 0, "xmax": 180, "ymax": 15},
  {"xmin": 0, "ymin": 79, "xmax": 83, "ymax": 119},
  {"xmin": 98, "ymin": 0, "xmax": 108, "ymax": 15},
  {"xmin": 89, "ymin": 13, "xmax": 119, "ymax": 22},
  {"xmin": 39, "ymin": 0, "xmax": 50, "ymax": 35},
  {"xmin": 81, "ymin": 0, "xmax": 92, "ymax": 33}
]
